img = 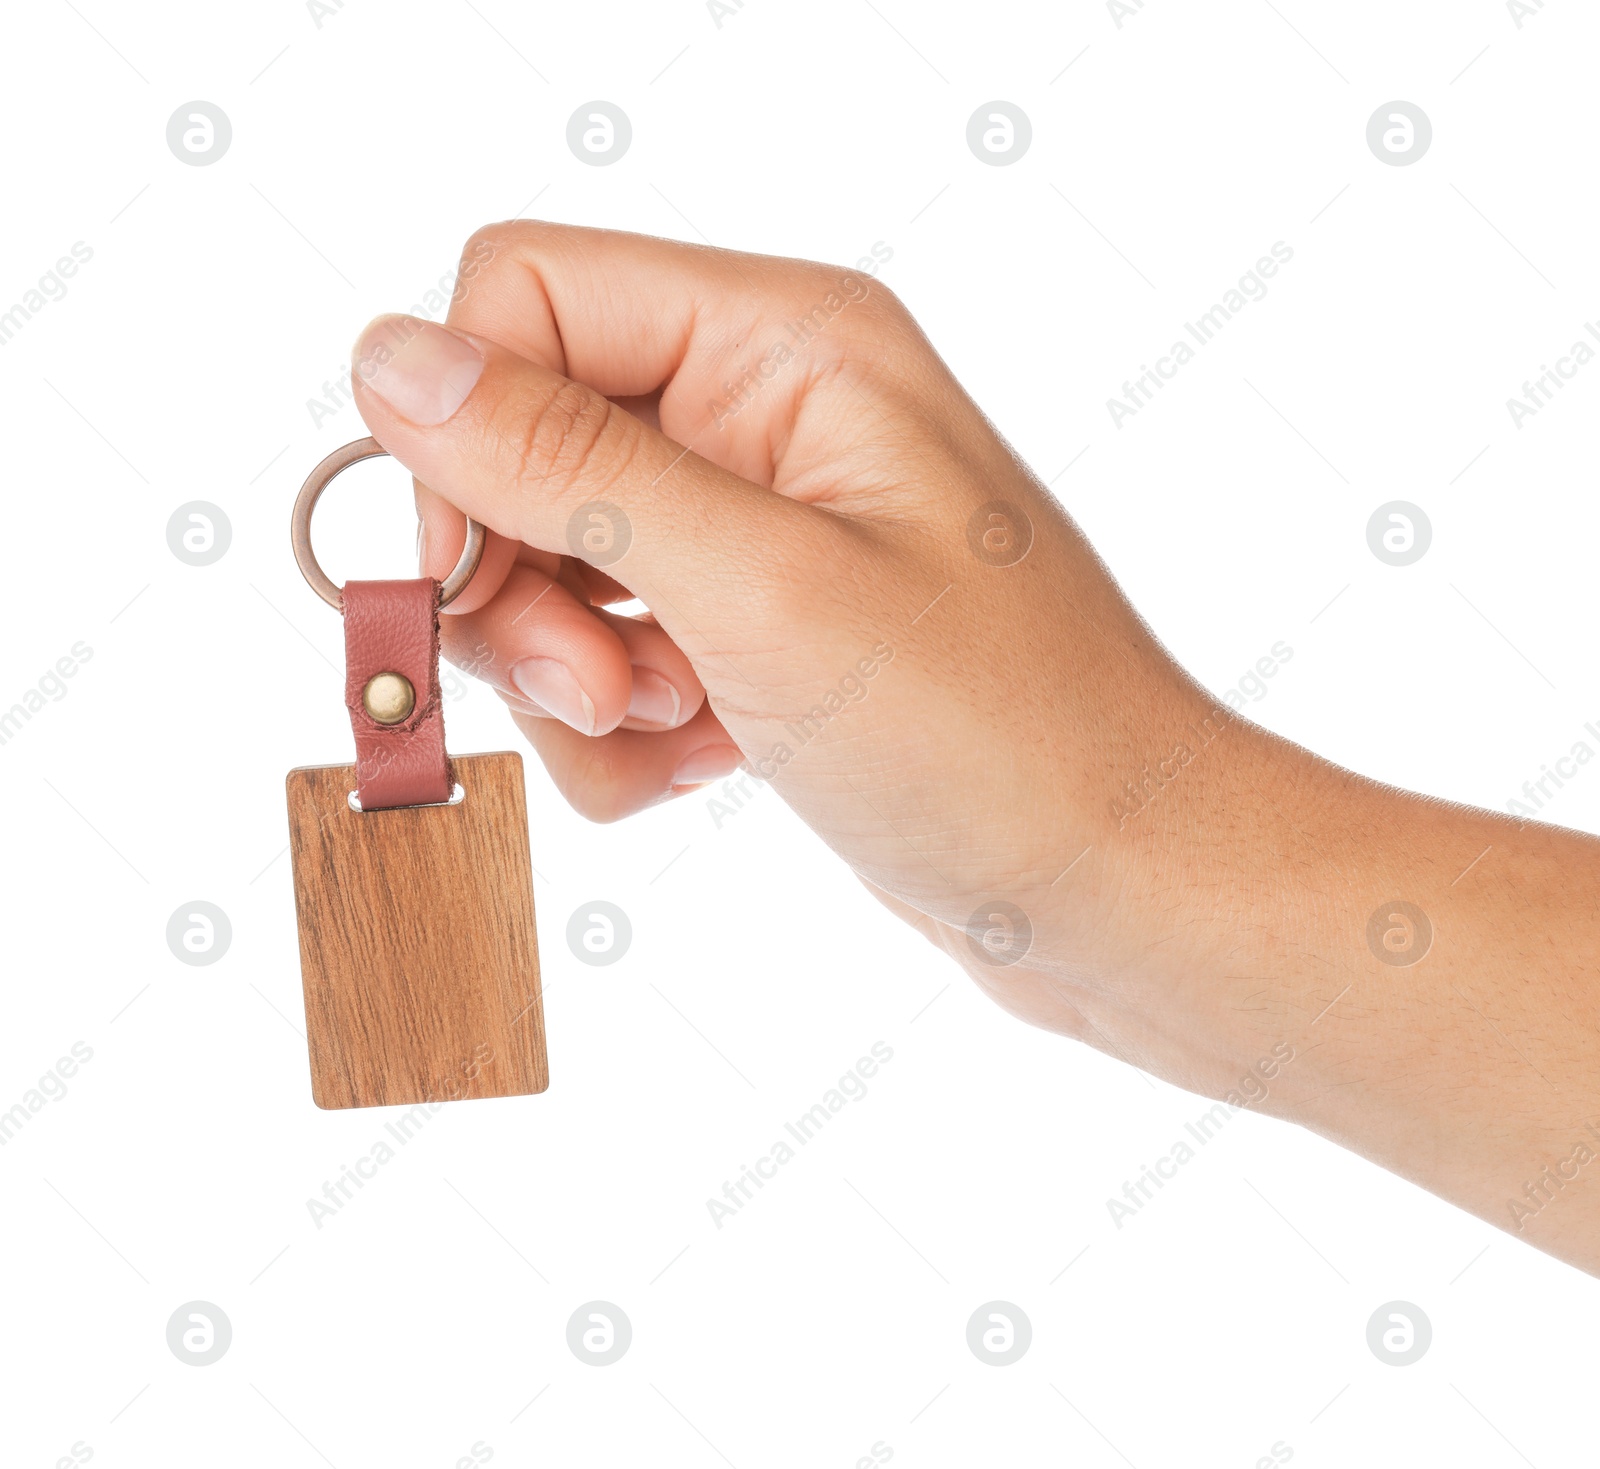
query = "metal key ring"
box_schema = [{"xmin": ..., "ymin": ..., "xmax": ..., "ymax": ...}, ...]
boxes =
[{"xmin": 291, "ymin": 436, "xmax": 486, "ymax": 611}]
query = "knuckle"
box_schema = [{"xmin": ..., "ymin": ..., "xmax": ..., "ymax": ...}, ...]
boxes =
[
  {"xmin": 511, "ymin": 379, "xmax": 631, "ymax": 497},
  {"xmin": 457, "ymin": 219, "xmax": 586, "ymax": 296},
  {"xmin": 460, "ymin": 220, "xmax": 511, "ymax": 262},
  {"xmin": 795, "ymin": 259, "xmax": 869, "ymax": 308},
  {"xmin": 766, "ymin": 259, "xmax": 906, "ymax": 352},
  {"xmin": 859, "ymin": 274, "xmax": 907, "ymax": 320},
  {"xmin": 455, "ymin": 222, "xmax": 523, "ymax": 298}
]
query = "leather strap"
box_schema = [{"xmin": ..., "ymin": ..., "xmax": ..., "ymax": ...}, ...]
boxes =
[{"xmin": 343, "ymin": 579, "xmax": 452, "ymax": 810}]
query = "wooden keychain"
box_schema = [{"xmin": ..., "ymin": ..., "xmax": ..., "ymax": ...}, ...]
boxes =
[{"xmin": 285, "ymin": 436, "xmax": 549, "ymax": 1110}]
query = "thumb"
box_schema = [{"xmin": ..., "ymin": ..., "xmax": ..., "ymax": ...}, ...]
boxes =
[{"xmin": 350, "ymin": 313, "xmax": 826, "ymax": 626}]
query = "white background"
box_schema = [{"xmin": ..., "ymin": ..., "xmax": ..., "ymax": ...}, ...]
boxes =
[{"xmin": 2, "ymin": 0, "xmax": 1597, "ymax": 1464}]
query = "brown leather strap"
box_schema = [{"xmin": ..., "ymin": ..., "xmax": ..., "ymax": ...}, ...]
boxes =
[{"xmin": 343, "ymin": 579, "xmax": 452, "ymax": 810}]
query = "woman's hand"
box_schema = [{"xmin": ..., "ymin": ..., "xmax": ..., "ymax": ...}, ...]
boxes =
[
  {"xmin": 349, "ymin": 221, "xmax": 1213, "ymax": 1031},
  {"xmin": 353, "ymin": 221, "xmax": 1600, "ymax": 1276}
]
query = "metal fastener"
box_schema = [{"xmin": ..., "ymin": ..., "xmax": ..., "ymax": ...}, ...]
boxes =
[{"xmin": 363, "ymin": 671, "xmax": 416, "ymax": 725}]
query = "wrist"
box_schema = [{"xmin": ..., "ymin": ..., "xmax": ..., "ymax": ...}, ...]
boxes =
[{"xmin": 1028, "ymin": 699, "xmax": 1343, "ymax": 1095}]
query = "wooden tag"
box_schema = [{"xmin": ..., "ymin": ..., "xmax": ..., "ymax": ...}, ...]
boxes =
[{"xmin": 286, "ymin": 751, "xmax": 549, "ymax": 1110}]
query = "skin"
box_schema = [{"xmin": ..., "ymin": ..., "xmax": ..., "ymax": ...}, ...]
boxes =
[{"xmin": 350, "ymin": 221, "xmax": 1600, "ymax": 1276}]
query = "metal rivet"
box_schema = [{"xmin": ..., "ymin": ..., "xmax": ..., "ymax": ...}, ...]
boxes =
[{"xmin": 363, "ymin": 671, "xmax": 415, "ymax": 725}]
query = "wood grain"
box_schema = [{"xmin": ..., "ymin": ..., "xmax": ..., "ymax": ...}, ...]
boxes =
[{"xmin": 286, "ymin": 751, "xmax": 549, "ymax": 1110}]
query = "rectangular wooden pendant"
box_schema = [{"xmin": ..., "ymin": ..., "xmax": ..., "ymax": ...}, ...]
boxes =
[{"xmin": 286, "ymin": 751, "xmax": 549, "ymax": 1110}]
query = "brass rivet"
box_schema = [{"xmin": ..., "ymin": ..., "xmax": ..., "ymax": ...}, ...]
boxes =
[{"xmin": 363, "ymin": 671, "xmax": 415, "ymax": 725}]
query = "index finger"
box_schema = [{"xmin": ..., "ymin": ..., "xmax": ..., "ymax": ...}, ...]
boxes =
[{"xmin": 442, "ymin": 220, "xmax": 902, "ymax": 489}]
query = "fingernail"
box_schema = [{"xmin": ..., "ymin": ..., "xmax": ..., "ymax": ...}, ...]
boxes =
[
  {"xmin": 626, "ymin": 668, "xmax": 682, "ymax": 728},
  {"xmin": 416, "ymin": 518, "xmax": 429, "ymax": 573},
  {"xmin": 354, "ymin": 315, "xmax": 484, "ymax": 426},
  {"xmin": 509, "ymin": 657, "xmax": 597, "ymax": 735},
  {"xmin": 671, "ymin": 744, "xmax": 743, "ymax": 788}
]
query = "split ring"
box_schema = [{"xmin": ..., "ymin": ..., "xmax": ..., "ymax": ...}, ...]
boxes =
[{"xmin": 291, "ymin": 436, "xmax": 485, "ymax": 611}]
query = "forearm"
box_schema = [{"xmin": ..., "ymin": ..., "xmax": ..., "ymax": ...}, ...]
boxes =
[{"xmin": 1105, "ymin": 719, "xmax": 1600, "ymax": 1273}]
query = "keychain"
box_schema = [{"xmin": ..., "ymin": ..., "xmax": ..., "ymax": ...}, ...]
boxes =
[{"xmin": 285, "ymin": 436, "xmax": 549, "ymax": 1110}]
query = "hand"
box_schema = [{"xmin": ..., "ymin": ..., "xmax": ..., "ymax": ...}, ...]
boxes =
[
  {"xmin": 353, "ymin": 222, "xmax": 1600, "ymax": 1276},
  {"xmin": 349, "ymin": 221, "xmax": 1211, "ymax": 1032}
]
